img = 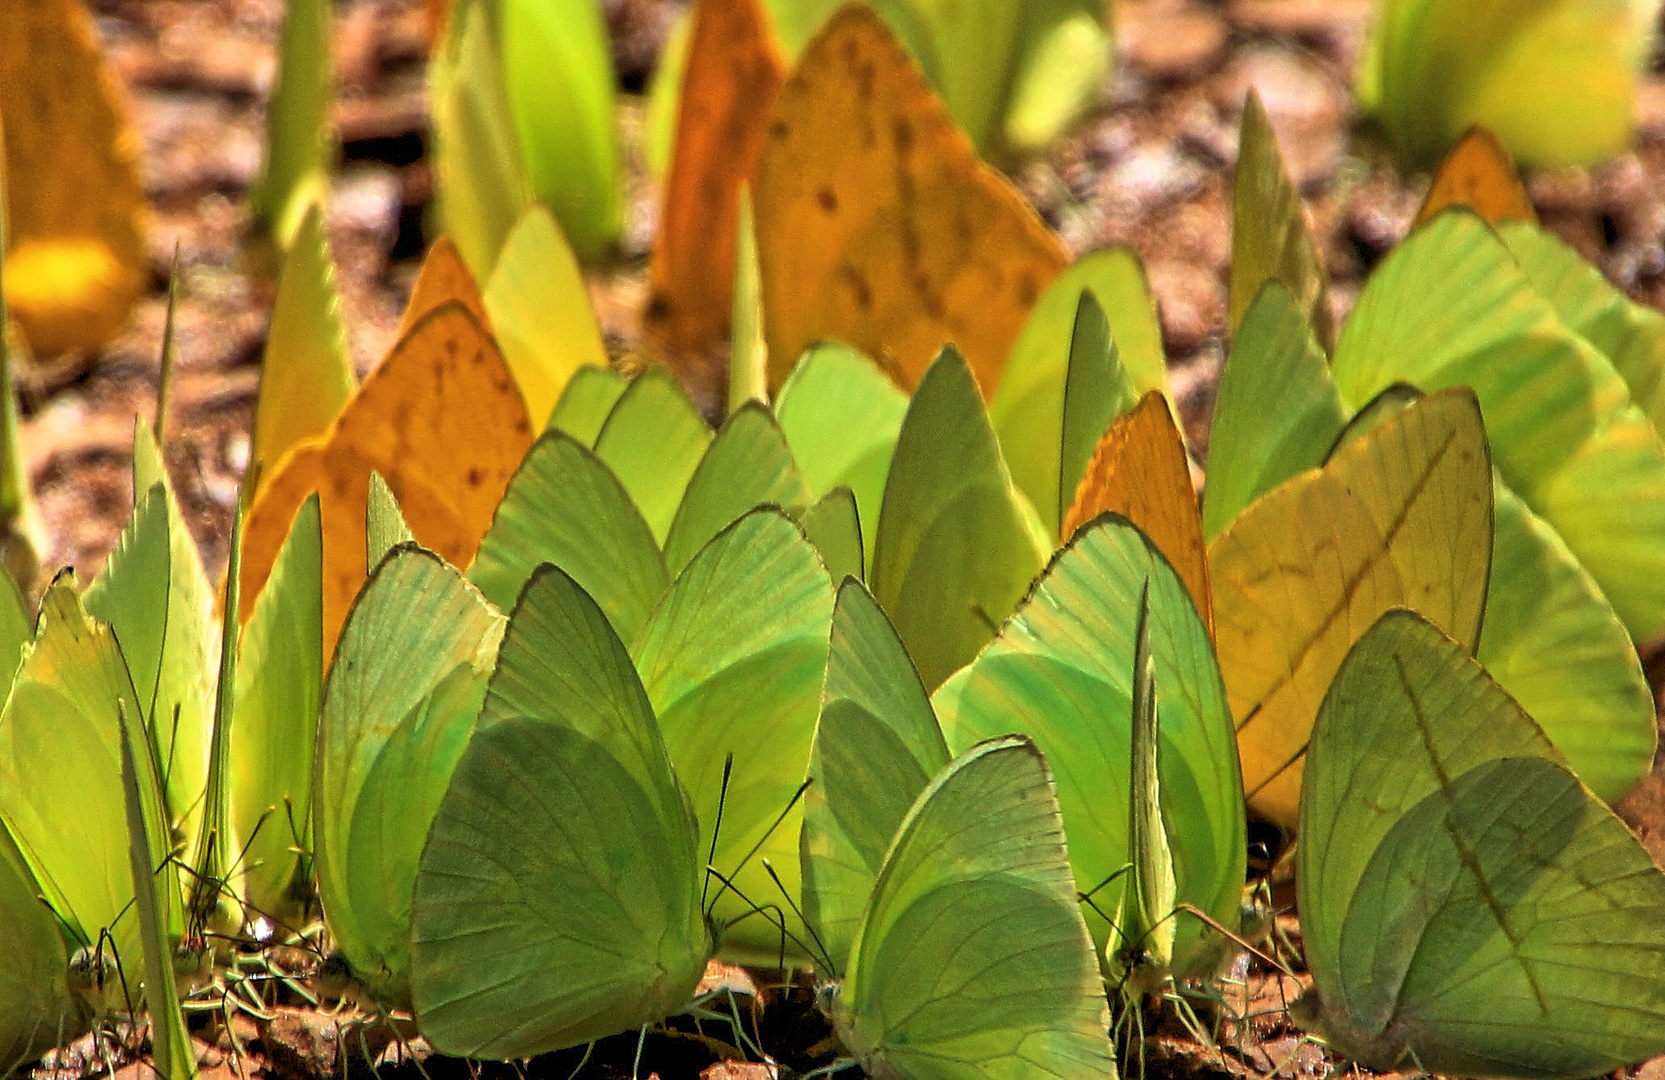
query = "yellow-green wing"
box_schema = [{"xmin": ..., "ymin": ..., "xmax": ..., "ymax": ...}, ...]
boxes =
[
  {"xmin": 1331, "ymin": 210, "xmax": 1665, "ymax": 639},
  {"xmin": 468, "ymin": 431, "xmax": 668, "ymax": 644},
  {"xmin": 663, "ymin": 402, "xmax": 811, "ymax": 576},
  {"xmin": 1299, "ymin": 609, "xmax": 1665, "ymax": 1077},
  {"xmin": 314, "ymin": 546, "xmax": 502, "ymax": 1003},
  {"xmin": 0, "ymin": 823, "xmax": 71, "ymax": 1076},
  {"xmin": 411, "ymin": 565, "xmax": 710, "ymax": 1059},
  {"xmin": 0, "ymin": 577, "xmax": 149, "ymax": 971},
  {"xmin": 937, "ymin": 514, "xmax": 1243, "ymax": 969},
  {"xmin": 231, "ymin": 493, "xmax": 323, "ymax": 920},
  {"xmin": 839, "ymin": 736, "xmax": 1114, "ymax": 1080},
  {"xmin": 802, "ymin": 578, "xmax": 950, "ymax": 974},
  {"xmin": 872, "ymin": 347, "xmax": 1049, "ymax": 689},
  {"xmin": 632, "ymin": 508, "xmax": 835, "ymax": 963},
  {"xmin": 593, "ymin": 367, "xmax": 712, "ymax": 545}
]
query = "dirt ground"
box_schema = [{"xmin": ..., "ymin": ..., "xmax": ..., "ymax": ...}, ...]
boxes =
[{"xmin": 22, "ymin": 0, "xmax": 1665, "ymax": 1076}]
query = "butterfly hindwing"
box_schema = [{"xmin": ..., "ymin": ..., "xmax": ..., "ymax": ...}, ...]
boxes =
[
  {"xmin": 1299, "ymin": 609, "xmax": 1665, "ymax": 1078},
  {"xmin": 411, "ymin": 564, "xmax": 710, "ymax": 1059},
  {"xmin": 837, "ymin": 735, "xmax": 1114, "ymax": 1080}
]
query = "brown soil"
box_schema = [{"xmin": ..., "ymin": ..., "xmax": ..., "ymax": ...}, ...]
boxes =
[{"xmin": 22, "ymin": 0, "xmax": 1665, "ymax": 1077}]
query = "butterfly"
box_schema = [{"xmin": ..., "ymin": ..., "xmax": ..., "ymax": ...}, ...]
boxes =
[{"xmin": 1297, "ymin": 607, "xmax": 1665, "ymax": 1078}]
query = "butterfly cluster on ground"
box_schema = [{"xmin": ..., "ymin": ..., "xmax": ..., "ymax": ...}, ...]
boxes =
[{"xmin": 2, "ymin": 0, "xmax": 1665, "ymax": 1078}]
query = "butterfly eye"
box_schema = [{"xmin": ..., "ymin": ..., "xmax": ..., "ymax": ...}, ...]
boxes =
[{"xmin": 815, "ymin": 980, "xmax": 842, "ymax": 1016}]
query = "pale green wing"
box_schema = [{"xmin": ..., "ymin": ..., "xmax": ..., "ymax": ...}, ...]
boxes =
[
  {"xmin": 117, "ymin": 705, "xmax": 195, "ymax": 1080},
  {"xmin": 663, "ymin": 403, "xmax": 812, "ymax": 576},
  {"xmin": 430, "ymin": 0, "xmax": 532, "ymax": 279},
  {"xmin": 366, "ymin": 473, "xmax": 413, "ymax": 568},
  {"xmin": 632, "ymin": 509, "xmax": 835, "ymax": 963},
  {"xmin": 593, "ymin": 367, "xmax": 712, "ymax": 545},
  {"xmin": 1230, "ymin": 93, "xmax": 1334, "ymax": 348},
  {"xmin": 231, "ymin": 494, "xmax": 323, "ymax": 920},
  {"xmin": 1299, "ymin": 609, "xmax": 1665, "ymax": 1077},
  {"xmin": 1360, "ymin": 0, "xmax": 1650, "ymax": 168},
  {"xmin": 548, "ymin": 365, "xmax": 627, "ymax": 444},
  {"xmin": 1003, "ymin": 0, "xmax": 1109, "ymax": 153},
  {"xmin": 1058, "ymin": 294, "xmax": 1136, "ymax": 534},
  {"xmin": 499, "ymin": 0, "xmax": 621, "ymax": 262},
  {"xmin": 482, "ymin": 204, "xmax": 609, "ymax": 425},
  {"xmin": 935, "ymin": 514, "xmax": 1244, "ymax": 968},
  {"xmin": 251, "ymin": 204, "xmax": 352, "ymax": 476},
  {"xmin": 994, "ymin": 249, "xmax": 1165, "ymax": 529},
  {"xmin": 800, "ymin": 485, "xmax": 864, "ymax": 585},
  {"xmin": 872, "ymin": 348, "xmax": 1049, "ymax": 690},
  {"xmin": 1201, "ymin": 280, "xmax": 1345, "ymax": 540},
  {"xmin": 730, "ymin": 190, "xmax": 768, "ymax": 416},
  {"xmin": 0, "ymin": 578, "xmax": 149, "ymax": 969},
  {"xmin": 838, "ymin": 736, "xmax": 1114, "ymax": 1080},
  {"xmin": 1331, "ymin": 210, "xmax": 1665, "ymax": 639},
  {"xmin": 802, "ymin": 579, "xmax": 950, "ymax": 973},
  {"xmin": 411, "ymin": 565, "xmax": 710, "ymax": 1060},
  {"xmin": 774, "ymin": 340, "xmax": 909, "ymax": 567},
  {"xmin": 1114, "ymin": 585, "xmax": 1176, "ymax": 995},
  {"xmin": 314, "ymin": 546, "xmax": 503, "ymax": 1003},
  {"xmin": 246, "ymin": 0, "xmax": 331, "ymax": 249},
  {"xmin": 86, "ymin": 426, "xmax": 216, "ymax": 848},
  {"xmin": 469, "ymin": 431, "xmax": 668, "ymax": 643},
  {"xmin": 1498, "ymin": 219, "xmax": 1665, "ymax": 430},
  {"xmin": 0, "ymin": 824, "xmax": 71, "ymax": 1077},
  {"xmin": 1478, "ymin": 481, "xmax": 1654, "ymax": 802}
]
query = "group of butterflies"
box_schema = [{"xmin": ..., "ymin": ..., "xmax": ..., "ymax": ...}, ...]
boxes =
[{"xmin": 1, "ymin": 0, "xmax": 1665, "ymax": 1078}]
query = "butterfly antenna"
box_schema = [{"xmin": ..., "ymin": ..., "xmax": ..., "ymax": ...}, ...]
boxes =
[
  {"xmin": 704, "ymin": 866, "xmax": 822, "ymax": 960},
  {"xmin": 709, "ymin": 776, "xmax": 812, "ymax": 916},
  {"xmin": 760, "ymin": 857, "xmax": 834, "ymax": 975},
  {"xmin": 1079, "ymin": 863, "xmax": 1133, "ymax": 905},
  {"xmin": 1175, "ymin": 902, "xmax": 1294, "ymax": 978},
  {"xmin": 701, "ymin": 754, "xmax": 736, "ymax": 913}
]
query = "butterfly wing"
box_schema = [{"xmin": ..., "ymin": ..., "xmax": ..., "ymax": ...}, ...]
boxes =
[
  {"xmin": 802, "ymin": 578, "xmax": 951, "ymax": 974},
  {"xmin": 838, "ymin": 736, "xmax": 1113, "ymax": 1079},
  {"xmin": 0, "ymin": 821, "xmax": 71, "ymax": 1076},
  {"xmin": 632, "ymin": 508, "xmax": 835, "ymax": 963},
  {"xmin": 410, "ymin": 565, "xmax": 710, "ymax": 1059},
  {"xmin": 313, "ymin": 546, "xmax": 503, "ymax": 1002},
  {"xmin": 936, "ymin": 514, "xmax": 1243, "ymax": 971},
  {"xmin": 1300, "ymin": 609, "xmax": 1665, "ymax": 1077}
]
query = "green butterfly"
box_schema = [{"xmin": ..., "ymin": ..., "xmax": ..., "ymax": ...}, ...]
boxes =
[
  {"xmin": 935, "ymin": 513, "xmax": 1246, "ymax": 979},
  {"xmin": 1357, "ymin": 0, "xmax": 1655, "ymax": 168},
  {"xmin": 824, "ymin": 735, "xmax": 1117, "ymax": 1079},
  {"xmin": 431, "ymin": 0, "xmax": 619, "ymax": 271},
  {"xmin": 312, "ymin": 542, "xmax": 504, "ymax": 1005},
  {"xmin": 872, "ymin": 346, "xmax": 1050, "ymax": 690},
  {"xmin": 1332, "ymin": 209, "xmax": 1665, "ymax": 641},
  {"xmin": 410, "ymin": 563, "xmax": 713, "ymax": 1059},
  {"xmin": 1297, "ymin": 608, "xmax": 1665, "ymax": 1078}
]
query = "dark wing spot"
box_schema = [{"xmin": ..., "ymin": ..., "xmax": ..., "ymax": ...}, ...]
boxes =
[
  {"xmin": 839, "ymin": 264, "xmax": 873, "ymax": 311},
  {"xmin": 817, "ymin": 187, "xmax": 839, "ymax": 213}
]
